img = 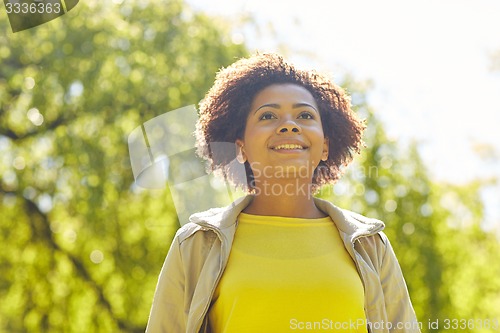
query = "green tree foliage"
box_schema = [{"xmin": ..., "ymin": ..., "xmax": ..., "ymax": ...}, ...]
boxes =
[
  {"xmin": 0, "ymin": 1, "xmax": 246, "ymax": 331},
  {"xmin": 1, "ymin": 2, "xmax": 499, "ymax": 332},
  {"xmin": 318, "ymin": 78, "xmax": 500, "ymax": 332}
]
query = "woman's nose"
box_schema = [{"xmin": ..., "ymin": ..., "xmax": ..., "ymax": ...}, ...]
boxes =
[{"xmin": 276, "ymin": 120, "xmax": 301, "ymax": 134}]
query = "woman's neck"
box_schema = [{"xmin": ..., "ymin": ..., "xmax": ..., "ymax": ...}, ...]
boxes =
[{"xmin": 243, "ymin": 180, "xmax": 327, "ymax": 218}]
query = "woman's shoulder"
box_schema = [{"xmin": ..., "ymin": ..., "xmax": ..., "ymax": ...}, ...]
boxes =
[
  {"xmin": 343, "ymin": 209, "xmax": 385, "ymax": 228},
  {"xmin": 173, "ymin": 220, "xmax": 220, "ymax": 244},
  {"xmin": 168, "ymin": 195, "xmax": 252, "ymax": 247},
  {"xmin": 314, "ymin": 197, "xmax": 385, "ymax": 238}
]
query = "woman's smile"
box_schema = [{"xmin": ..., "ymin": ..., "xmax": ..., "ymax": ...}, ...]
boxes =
[{"xmin": 270, "ymin": 140, "xmax": 309, "ymax": 153}]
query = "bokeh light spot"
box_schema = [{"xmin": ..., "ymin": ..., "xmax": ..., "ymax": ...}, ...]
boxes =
[
  {"xmin": 13, "ymin": 156, "xmax": 26, "ymax": 170},
  {"xmin": 402, "ymin": 222, "xmax": 415, "ymax": 235},
  {"xmin": 27, "ymin": 108, "xmax": 44, "ymax": 126},
  {"xmin": 90, "ymin": 250, "xmax": 104, "ymax": 264},
  {"xmin": 24, "ymin": 77, "xmax": 35, "ymax": 90},
  {"xmin": 384, "ymin": 199, "xmax": 398, "ymax": 212}
]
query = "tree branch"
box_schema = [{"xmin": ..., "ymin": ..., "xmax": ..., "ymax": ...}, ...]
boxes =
[
  {"xmin": 0, "ymin": 187, "xmax": 143, "ymax": 332},
  {"xmin": 0, "ymin": 113, "xmax": 72, "ymax": 141}
]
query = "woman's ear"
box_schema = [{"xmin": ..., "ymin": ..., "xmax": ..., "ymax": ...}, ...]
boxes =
[
  {"xmin": 235, "ymin": 139, "xmax": 247, "ymax": 164},
  {"xmin": 321, "ymin": 137, "xmax": 329, "ymax": 161}
]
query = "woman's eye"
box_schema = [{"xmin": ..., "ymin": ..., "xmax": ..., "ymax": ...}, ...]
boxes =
[
  {"xmin": 259, "ymin": 112, "xmax": 276, "ymax": 120},
  {"xmin": 298, "ymin": 112, "xmax": 314, "ymax": 119}
]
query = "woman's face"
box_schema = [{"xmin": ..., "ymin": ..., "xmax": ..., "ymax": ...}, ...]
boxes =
[{"xmin": 236, "ymin": 83, "xmax": 328, "ymax": 185}]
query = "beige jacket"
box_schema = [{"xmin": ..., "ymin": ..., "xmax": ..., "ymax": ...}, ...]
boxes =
[{"xmin": 146, "ymin": 195, "xmax": 421, "ymax": 333}]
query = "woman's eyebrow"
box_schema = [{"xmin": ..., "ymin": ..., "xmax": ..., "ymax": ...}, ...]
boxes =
[
  {"xmin": 254, "ymin": 103, "xmax": 318, "ymax": 114},
  {"xmin": 293, "ymin": 103, "xmax": 318, "ymax": 112},
  {"xmin": 254, "ymin": 103, "xmax": 280, "ymax": 113}
]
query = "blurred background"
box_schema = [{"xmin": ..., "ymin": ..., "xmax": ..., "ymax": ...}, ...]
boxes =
[{"xmin": 1, "ymin": 0, "xmax": 499, "ymax": 332}]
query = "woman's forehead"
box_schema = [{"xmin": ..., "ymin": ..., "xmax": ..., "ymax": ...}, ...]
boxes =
[{"xmin": 251, "ymin": 84, "xmax": 317, "ymax": 109}]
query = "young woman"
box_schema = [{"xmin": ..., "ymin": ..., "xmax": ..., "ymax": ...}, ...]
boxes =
[{"xmin": 146, "ymin": 53, "xmax": 421, "ymax": 333}]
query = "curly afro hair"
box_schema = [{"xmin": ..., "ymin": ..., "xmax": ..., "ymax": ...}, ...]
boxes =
[{"xmin": 195, "ymin": 53, "xmax": 365, "ymax": 193}]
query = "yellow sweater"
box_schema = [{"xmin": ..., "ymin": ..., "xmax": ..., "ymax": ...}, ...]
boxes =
[{"xmin": 208, "ymin": 213, "xmax": 368, "ymax": 332}]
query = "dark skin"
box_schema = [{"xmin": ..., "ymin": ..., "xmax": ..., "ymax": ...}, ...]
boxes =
[{"xmin": 235, "ymin": 84, "xmax": 329, "ymax": 219}]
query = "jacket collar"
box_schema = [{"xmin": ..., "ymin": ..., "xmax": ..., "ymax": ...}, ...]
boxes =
[
  {"xmin": 313, "ymin": 197, "xmax": 385, "ymax": 242},
  {"xmin": 188, "ymin": 195, "xmax": 384, "ymax": 242},
  {"xmin": 188, "ymin": 195, "xmax": 253, "ymax": 230}
]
